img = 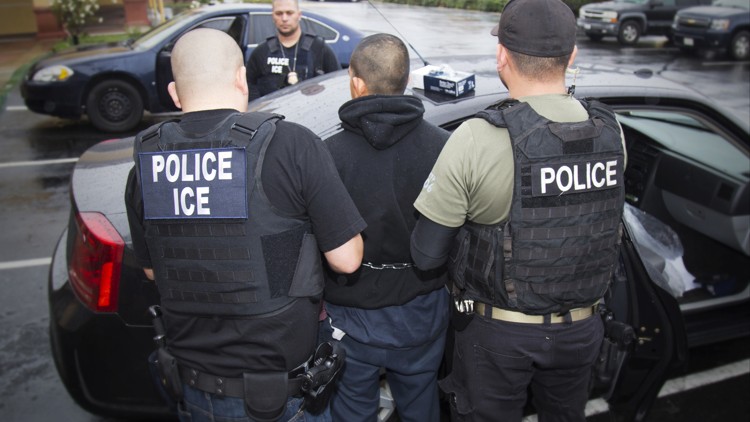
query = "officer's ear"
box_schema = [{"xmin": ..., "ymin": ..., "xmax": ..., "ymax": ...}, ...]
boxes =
[
  {"xmin": 497, "ymin": 44, "xmax": 509, "ymax": 75},
  {"xmin": 167, "ymin": 81, "xmax": 182, "ymax": 110},
  {"xmin": 236, "ymin": 65, "xmax": 249, "ymax": 97},
  {"xmin": 568, "ymin": 45, "xmax": 578, "ymax": 67}
]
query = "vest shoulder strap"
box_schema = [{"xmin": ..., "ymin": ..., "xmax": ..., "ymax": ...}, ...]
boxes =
[
  {"xmin": 228, "ymin": 112, "xmax": 284, "ymax": 150},
  {"xmin": 232, "ymin": 112, "xmax": 284, "ymax": 135},
  {"xmin": 300, "ymin": 33, "xmax": 322, "ymax": 52},
  {"xmin": 135, "ymin": 118, "xmax": 180, "ymax": 145},
  {"xmin": 475, "ymin": 99, "xmax": 521, "ymax": 128},
  {"xmin": 266, "ymin": 36, "xmax": 281, "ymax": 53},
  {"xmin": 579, "ymin": 98, "xmax": 619, "ymax": 124}
]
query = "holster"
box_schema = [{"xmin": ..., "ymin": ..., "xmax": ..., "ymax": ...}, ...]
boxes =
[
  {"xmin": 156, "ymin": 347, "xmax": 184, "ymax": 401},
  {"xmin": 592, "ymin": 307, "xmax": 636, "ymax": 397},
  {"xmin": 242, "ymin": 371, "xmax": 288, "ymax": 422},
  {"xmin": 300, "ymin": 341, "xmax": 345, "ymax": 415}
]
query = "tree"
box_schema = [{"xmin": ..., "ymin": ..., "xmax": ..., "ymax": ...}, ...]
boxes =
[{"xmin": 52, "ymin": 0, "xmax": 103, "ymax": 45}]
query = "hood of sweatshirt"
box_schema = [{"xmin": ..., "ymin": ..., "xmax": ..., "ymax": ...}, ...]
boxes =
[{"xmin": 337, "ymin": 94, "xmax": 425, "ymax": 150}]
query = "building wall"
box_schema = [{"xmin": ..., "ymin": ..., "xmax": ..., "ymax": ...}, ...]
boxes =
[
  {"xmin": 0, "ymin": 0, "xmax": 129, "ymax": 38},
  {"xmin": 0, "ymin": 0, "xmax": 37, "ymax": 36}
]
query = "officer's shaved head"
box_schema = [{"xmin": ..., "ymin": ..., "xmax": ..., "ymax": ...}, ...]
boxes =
[
  {"xmin": 169, "ymin": 28, "xmax": 248, "ymax": 112},
  {"xmin": 350, "ymin": 33, "xmax": 409, "ymax": 95}
]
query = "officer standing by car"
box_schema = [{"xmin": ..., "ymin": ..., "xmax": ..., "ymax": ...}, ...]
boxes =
[
  {"xmin": 321, "ymin": 33, "xmax": 450, "ymax": 422},
  {"xmin": 124, "ymin": 28, "xmax": 365, "ymax": 422},
  {"xmin": 246, "ymin": 0, "xmax": 341, "ymax": 101},
  {"xmin": 410, "ymin": 0, "xmax": 627, "ymax": 421}
]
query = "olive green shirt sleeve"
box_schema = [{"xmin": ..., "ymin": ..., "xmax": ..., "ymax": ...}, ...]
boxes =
[{"xmin": 414, "ymin": 118, "xmax": 514, "ymax": 227}]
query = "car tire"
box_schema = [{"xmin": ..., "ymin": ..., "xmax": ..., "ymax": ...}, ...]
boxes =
[
  {"xmin": 618, "ymin": 21, "xmax": 641, "ymax": 45},
  {"xmin": 730, "ymin": 30, "xmax": 749, "ymax": 61},
  {"xmin": 587, "ymin": 33, "xmax": 604, "ymax": 42},
  {"xmin": 86, "ymin": 80, "xmax": 144, "ymax": 133}
]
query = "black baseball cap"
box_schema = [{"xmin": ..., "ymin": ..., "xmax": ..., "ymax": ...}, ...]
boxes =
[{"xmin": 490, "ymin": 0, "xmax": 577, "ymax": 57}]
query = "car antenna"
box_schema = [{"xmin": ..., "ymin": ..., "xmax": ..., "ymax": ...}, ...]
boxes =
[{"xmin": 365, "ymin": 0, "xmax": 430, "ymax": 66}]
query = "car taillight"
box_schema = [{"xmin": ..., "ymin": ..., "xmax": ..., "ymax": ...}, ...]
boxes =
[{"xmin": 69, "ymin": 212, "xmax": 124, "ymax": 313}]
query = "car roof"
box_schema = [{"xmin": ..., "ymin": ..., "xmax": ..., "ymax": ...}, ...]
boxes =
[
  {"xmin": 191, "ymin": 3, "xmax": 357, "ymax": 22},
  {"xmin": 249, "ymin": 55, "xmax": 749, "ymax": 139}
]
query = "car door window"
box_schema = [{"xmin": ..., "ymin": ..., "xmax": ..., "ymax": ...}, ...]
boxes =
[
  {"xmin": 247, "ymin": 13, "xmax": 339, "ymax": 46},
  {"xmin": 300, "ymin": 18, "xmax": 338, "ymax": 42},
  {"xmin": 248, "ymin": 13, "xmax": 277, "ymax": 45},
  {"xmin": 617, "ymin": 108, "xmax": 749, "ymax": 300},
  {"xmin": 195, "ymin": 17, "xmax": 239, "ymax": 37}
]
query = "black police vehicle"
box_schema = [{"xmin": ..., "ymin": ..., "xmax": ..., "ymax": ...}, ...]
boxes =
[{"xmin": 49, "ymin": 56, "xmax": 750, "ymax": 421}]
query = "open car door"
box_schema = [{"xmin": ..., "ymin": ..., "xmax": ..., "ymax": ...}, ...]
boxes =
[{"xmin": 592, "ymin": 209, "xmax": 689, "ymax": 422}]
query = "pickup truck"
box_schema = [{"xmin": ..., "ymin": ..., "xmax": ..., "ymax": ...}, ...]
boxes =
[
  {"xmin": 672, "ymin": 0, "xmax": 750, "ymax": 60},
  {"xmin": 578, "ymin": 0, "xmax": 712, "ymax": 45}
]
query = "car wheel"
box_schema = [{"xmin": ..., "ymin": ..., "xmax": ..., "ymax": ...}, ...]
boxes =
[
  {"xmin": 730, "ymin": 30, "xmax": 750, "ymax": 61},
  {"xmin": 587, "ymin": 33, "xmax": 604, "ymax": 42},
  {"xmin": 86, "ymin": 80, "xmax": 144, "ymax": 133},
  {"xmin": 618, "ymin": 21, "xmax": 641, "ymax": 45}
]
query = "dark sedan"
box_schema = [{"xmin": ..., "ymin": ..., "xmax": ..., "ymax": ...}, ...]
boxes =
[
  {"xmin": 48, "ymin": 56, "xmax": 750, "ymax": 421},
  {"xmin": 21, "ymin": 3, "xmax": 363, "ymax": 133}
]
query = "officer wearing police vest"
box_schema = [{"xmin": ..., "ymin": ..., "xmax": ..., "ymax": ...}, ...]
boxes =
[
  {"xmin": 246, "ymin": 0, "xmax": 340, "ymax": 101},
  {"xmin": 124, "ymin": 28, "xmax": 365, "ymax": 422},
  {"xmin": 410, "ymin": 0, "xmax": 627, "ymax": 420}
]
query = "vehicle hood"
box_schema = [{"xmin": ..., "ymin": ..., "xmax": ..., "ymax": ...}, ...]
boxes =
[
  {"xmin": 677, "ymin": 5, "xmax": 749, "ymax": 18},
  {"xmin": 582, "ymin": 1, "xmax": 641, "ymax": 13},
  {"xmin": 32, "ymin": 44, "xmax": 136, "ymax": 69}
]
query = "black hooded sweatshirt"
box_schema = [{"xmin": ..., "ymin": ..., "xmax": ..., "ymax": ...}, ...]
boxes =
[{"xmin": 324, "ymin": 94, "xmax": 450, "ymax": 308}]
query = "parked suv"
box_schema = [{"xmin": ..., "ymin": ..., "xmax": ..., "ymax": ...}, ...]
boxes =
[
  {"xmin": 578, "ymin": 0, "xmax": 711, "ymax": 45},
  {"xmin": 672, "ymin": 0, "xmax": 750, "ymax": 60}
]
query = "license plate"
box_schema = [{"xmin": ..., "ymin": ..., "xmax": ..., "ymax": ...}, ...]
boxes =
[
  {"xmin": 684, "ymin": 37, "xmax": 694, "ymax": 46},
  {"xmin": 584, "ymin": 23, "xmax": 591, "ymax": 30}
]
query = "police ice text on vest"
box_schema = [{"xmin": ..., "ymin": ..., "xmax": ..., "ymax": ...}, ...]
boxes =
[{"xmin": 139, "ymin": 146, "xmax": 249, "ymax": 220}]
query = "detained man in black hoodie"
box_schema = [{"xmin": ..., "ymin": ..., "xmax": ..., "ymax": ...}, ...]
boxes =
[{"xmin": 321, "ymin": 33, "xmax": 450, "ymax": 422}]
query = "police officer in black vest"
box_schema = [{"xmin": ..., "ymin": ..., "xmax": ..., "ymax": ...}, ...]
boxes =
[
  {"xmin": 410, "ymin": 0, "xmax": 627, "ymax": 421},
  {"xmin": 246, "ymin": 0, "xmax": 341, "ymax": 101},
  {"xmin": 125, "ymin": 28, "xmax": 365, "ymax": 422}
]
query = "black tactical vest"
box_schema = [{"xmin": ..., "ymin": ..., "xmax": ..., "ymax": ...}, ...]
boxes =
[
  {"xmin": 133, "ymin": 113, "xmax": 324, "ymax": 317},
  {"xmin": 450, "ymin": 99, "xmax": 625, "ymax": 315},
  {"xmin": 259, "ymin": 34, "xmax": 325, "ymax": 95}
]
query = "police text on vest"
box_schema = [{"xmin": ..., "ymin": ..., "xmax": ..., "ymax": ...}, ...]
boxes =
[{"xmin": 532, "ymin": 159, "xmax": 621, "ymax": 197}]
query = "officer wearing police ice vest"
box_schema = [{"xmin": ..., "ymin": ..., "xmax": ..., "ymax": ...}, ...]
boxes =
[
  {"xmin": 409, "ymin": 0, "xmax": 627, "ymax": 421},
  {"xmin": 124, "ymin": 28, "xmax": 366, "ymax": 422},
  {"xmin": 246, "ymin": 0, "xmax": 340, "ymax": 101}
]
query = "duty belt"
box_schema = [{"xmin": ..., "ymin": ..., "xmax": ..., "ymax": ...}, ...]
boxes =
[
  {"xmin": 475, "ymin": 302, "xmax": 597, "ymax": 324},
  {"xmin": 179, "ymin": 362, "xmax": 308, "ymax": 398}
]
